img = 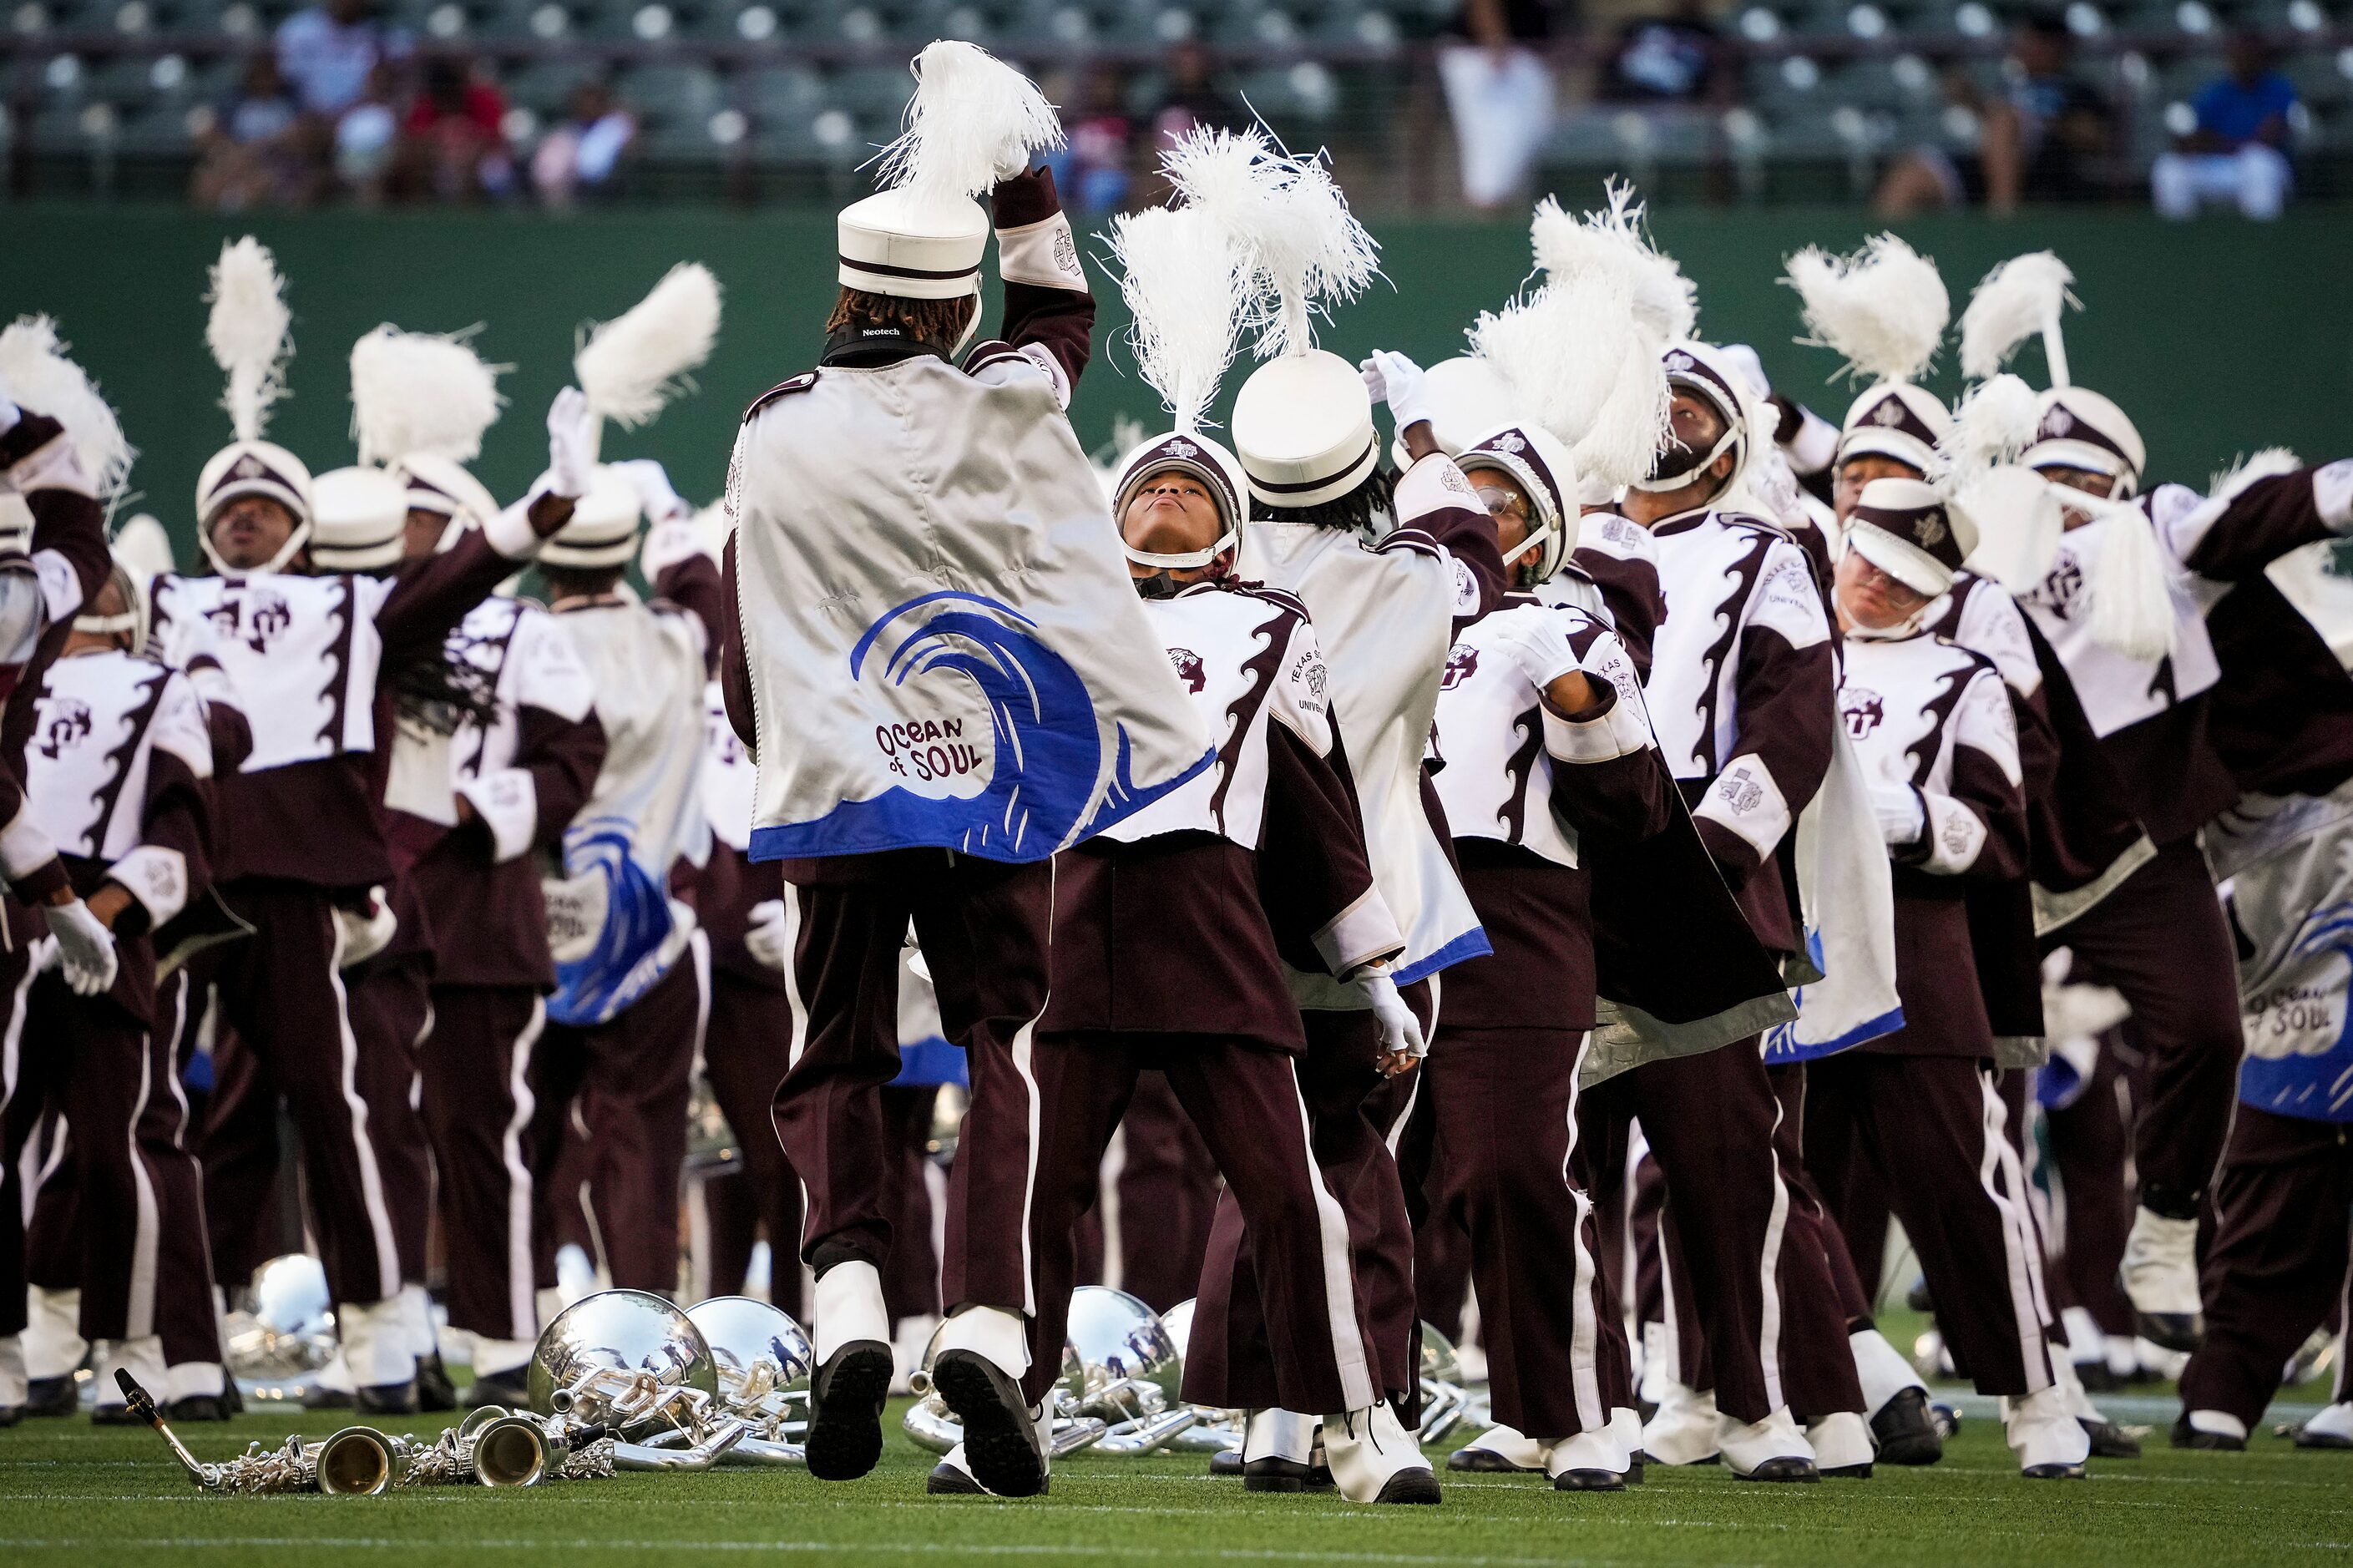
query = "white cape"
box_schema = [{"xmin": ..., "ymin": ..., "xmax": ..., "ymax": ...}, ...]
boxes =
[{"xmin": 1762, "ymin": 723, "xmax": 1905, "ymax": 1061}]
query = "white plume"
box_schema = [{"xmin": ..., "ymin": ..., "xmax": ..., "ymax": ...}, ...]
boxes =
[
  {"xmin": 1960, "ymin": 251, "xmax": 2077, "ymax": 382},
  {"xmin": 1110, "ymin": 204, "xmax": 1247, "ymax": 434},
  {"xmin": 205, "ymin": 235, "xmax": 292, "ymax": 443},
  {"xmin": 2209, "ymin": 447, "xmax": 2304, "ymax": 507},
  {"xmin": 1783, "ymin": 235, "xmax": 1948, "ymax": 386},
  {"xmin": 1161, "ymin": 124, "xmax": 1278, "ymax": 231},
  {"xmin": 1168, "ymin": 128, "xmax": 1375, "ymax": 361},
  {"xmin": 2083, "ymin": 497, "xmax": 2177, "ymax": 662},
  {"xmin": 1467, "ymin": 270, "xmax": 1667, "ymax": 491},
  {"xmin": 350, "ymin": 325, "xmax": 507, "ymax": 467},
  {"xmin": 1531, "ymin": 181, "xmax": 1696, "ymax": 345},
  {"xmin": 0, "ymin": 316, "xmax": 132, "ymax": 497},
  {"xmin": 1931, "ymin": 372, "xmax": 2040, "ymax": 483},
  {"xmin": 574, "ymin": 262, "xmax": 721, "ymax": 430},
  {"xmin": 874, "ymin": 39, "xmax": 1064, "ymax": 203}
]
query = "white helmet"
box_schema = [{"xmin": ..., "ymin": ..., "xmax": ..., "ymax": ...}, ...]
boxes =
[
  {"xmin": 2024, "ymin": 387, "xmax": 2145, "ymax": 498},
  {"xmin": 1110, "ymin": 429, "xmax": 1250, "ymax": 573},
  {"xmin": 1837, "ymin": 383, "xmax": 1953, "ymax": 477},
  {"xmin": 1387, "ymin": 356, "xmax": 1516, "ymax": 470},
  {"xmin": 1456, "ymin": 421, "xmax": 1581, "ymax": 584},
  {"xmin": 1629, "ymin": 340, "xmax": 1759, "ymax": 503},
  {"xmin": 195, "ymin": 439, "xmax": 315, "ymax": 574},
  {"xmin": 307, "ymin": 466, "xmax": 409, "ymax": 573}
]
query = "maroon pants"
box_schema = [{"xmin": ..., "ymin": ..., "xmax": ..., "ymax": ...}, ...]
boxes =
[
  {"xmin": 0, "ymin": 946, "xmax": 52, "ymax": 1336},
  {"xmin": 1197, "ymin": 994, "xmax": 1425, "ymax": 1409},
  {"xmin": 1395, "ymin": 1026, "xmax": 1628, "ymax": 1440},
  {"xmin": 699, "ymin": 971, "xmax": 805, "ymax": 1317},
  {"xmin": 13, "ymin": 965, "xmax": 221, "ymax": 1358},
  {"xmin": 2043, "ymin": 1039, "xmax": 2138, "ymax": 1336},
  {"xmin": 1088, "ymin": 1070, "xmax": 1219, "ymax": 1313},
  {"xmin": 772, "ymin": 854, "xmax": 1053, "ymax": 1316},
  {"xmin": 200, "ymin": 879, "xmax": 404, "ymax": 1308},
  {"xmin": 1805, "ymin": 1053, "xmax": 2057, "ymax": 1396},
  {"xmin": 2178, "ymin": 1106, "xmax": 2353, "ymax": 1425},
  {"xmin": 2047, "ymin": 840, "xmax": 2243, "ymax": 1206},
  {"xmin": 419, "ymin": 984, "xmax": 544, "ymax": 1343},
  {"xmin": 346, "ymin": 956, "xmax": 434, "ymax": 1293},
  {"xmin": 529, "ymin": 946, "xmax": 705, "ymax": 1296},
  {"xmin": 878, "ymin": 1084, "xmax": 942, "ymax": 1323},
  {"xmin": 1030, "ymin": 1030, "xmax": 1379, "ymax": 1418},
  {"xmin": 1580, "ymin": 1040, "xmax": 1818, "ymax": 1423}
]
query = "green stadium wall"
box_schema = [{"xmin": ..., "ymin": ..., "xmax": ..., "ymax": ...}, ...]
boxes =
[{"xmin": 7, "ymin": 202, "xmax": 2350, "ymax": 559}]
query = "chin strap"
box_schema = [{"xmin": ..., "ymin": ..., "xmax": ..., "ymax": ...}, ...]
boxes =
[
  {"xmin": 1627, "ymin": 427, "xmax": 1740, "ymax": 494},
  {"xmin": 198, "ymin": 516, "xmax": 311, "ymax": 576},
  {"xmin": 1509, "ymin": 521, "xmax": 1557, "ymax": 586},
  {"xmin": 1123, "ymin": 529, "xmax": 1237, "ymax": 573}
]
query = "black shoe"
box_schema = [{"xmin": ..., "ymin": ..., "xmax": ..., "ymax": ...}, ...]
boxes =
[
  {"xmin": 90, "ymin": 1404, "xmax": 141, "ymax": 1426},
  {"xmin": 929, "ymin": 1350, "xmax": 1045, "ymax": 1499},
  {"xmin": 1871, "ymin": 1388, "xmax": 1945, "ymax": 1466},
  {"xmin": 1626, "ymin": 1450, "xmax": 1646, "ymax": 1485},
  {"xmin": 927, "ymin": 1459, "xmax": 989, "ymax": 1495},
  {"xmin": 2284, "ymin": 1422, "xmax": 2353, "ymax": 1450},
  {"xmin": 2135, "ymin": 1311, "xmax": 2204, "ymax": 1353},
  {"xmin": 2022, "ymin": 1460, "xmax": 2089, "ymax": 1479},
  {"xmin": 2072, "ymin": 1358, "xmax": 2123, "ymax": 1393},
  {"xmin": 1208, "ymin": 1448, "xmax": 1244, "ymax": 1477},
  {"xmin": 804, "ymin": 1341, "xmax": 892, "ymax": 1482},
  {"xmin": 2082, "ymin": 1419, "xmax": 2142, "ymax": 1459},
  {"xmin": 1374, "ymin": 1469, "xmax": 1442, "ymax": 1504},
  {"xmin": 164, "ymin": 1393, "xmax": 235, "ymax": 1422},
  {"xmin": 1243, "ymin": 1456, "xmax": 1312, "ymax": 1493},
  {"xmin": 1821, "ymin": 1460, "xmax": 1875, "ymax": 1479},
  {"xmin": 415, "ymin": 1353, "xmax": 458, "ymax": 1413},
  {"xmin": 1905, "ymin": 1278, "xmax": 1934, "ymax": 1313},
  {"xmin": 355, "ymin": 1379, "xmax": 420, "ymax": 1418},
  {"xmin": 2169, "ymin": 1414, "xmax": 2244, "ymax": 1452},
  {"xmin": 302, "ymin": 1384, "xmax": 356, "ymax": 1412},
  {"xmin": 0, "ymin": 1405, "xmax": 20, "ymax": 1428},
  {"xmin": 220, "ymin": 1380, "xmax": 245, "ymax": 1418},
  {"xmin": 1447, "ymin": 1447, "xmax": 1540, "ymax": 1473},
  {"xmin": 1734, "ymin": 1457, "xmax": 1820, "ymax": 1482},
  {"xmin": 1552, "ymin": 1469, "xmax": 1625, "ymax": 1491},
  {"xmin": 23, "ymin": 1376, "xmax": 78, "ymax": 1419},
  {"xmin": 466, "ymin": 1369, "xmax": 534, "ymax": 1410}
]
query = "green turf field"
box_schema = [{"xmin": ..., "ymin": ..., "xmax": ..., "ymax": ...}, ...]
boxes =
[{"xmin": 3, "ymin": 1390, "xmax": 2345, "ymax": 1568}]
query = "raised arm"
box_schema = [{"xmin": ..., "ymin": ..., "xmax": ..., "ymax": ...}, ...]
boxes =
[
  {"xmin": 962, "ymin": 166, "xmax": 1093, "ymax": 408},
  {"xmin": 2166, "ymin": 458, "xmax": 2353, "ymax": 582}
]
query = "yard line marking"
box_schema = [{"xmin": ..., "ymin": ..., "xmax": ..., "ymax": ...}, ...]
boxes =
[{"xmin": 0, "ymin": 1542, "xmax": 1707, "ymax": 1567}]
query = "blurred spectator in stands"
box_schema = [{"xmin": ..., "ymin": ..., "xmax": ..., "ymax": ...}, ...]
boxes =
[
  {"xmin": 395, "ymin": 56, "xmax": 514, "ymax": 201},
  {"xmin": 191, "ymin": 51, "xmax": 319, "ymax": 208},
  {"xmin": 1603, "ymin": 0, "xmax": 1734, "ymax": 107},
  {"xmin": 1151, "ymin": 41, "xmax": 1244, "ymax": 146},
  {"xmin": 1439, "ymin": 0, "xmax": 1563, "ymax": 211},
  {"xmin": 532, "ymin": 79, "xmax": 638, "ymax": 208},
  {"xmin": 1875, "ymin": 10, "xmax": 2115, "ymax": 216},
  {"xmin": 334, "ymin": 60, "xmax": 401, "ymax": 201},
  {"xmin": 1049, "ymin": 68, "xmax": 1134, "ymax": 215},
  {"xmin": 276, "ymin": 0, "xmax": 408, "ymax": 118},
  {"xmin": 2150, "ymin": 33, "xmax": 2295, "ymax": 220}
]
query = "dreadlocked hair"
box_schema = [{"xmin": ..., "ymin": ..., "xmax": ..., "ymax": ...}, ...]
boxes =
[
  {"xmin": 825, "ymin": 287, "xmax": 977, "ymax": 346},
  {"xmin": 1255, "ymin": 463, "xmax": 1396, "ymax": 534}
]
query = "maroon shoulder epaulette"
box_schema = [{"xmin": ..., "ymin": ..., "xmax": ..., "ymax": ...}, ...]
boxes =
[{"xmin": 743, "ymin": 372, "xmax": 819, "ymax": 419}]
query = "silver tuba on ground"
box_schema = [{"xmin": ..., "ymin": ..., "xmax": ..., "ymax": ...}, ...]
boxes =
[
  {"xmin": 528, "ymin": 1288, "xmax": 751, "ymax": 1470},
  {"xmin": 902, "ymin": 1323, "xmax": 1106, "ymax": 1459},
  {"xmin": 1157, "ymin": 1297, "xmax": 1243, "ymax": 1454},
  {"xmin": 666, "ymin": 1295, "xmax": 814, "ymax": 1466},
  {"xmin": 221, "ymin": 1253, "xmax": 338, "ymax": 1404},
  {"xmin": 1416, "ymin": 1320, "xmax": 1483, "ymax": 1443},
  {"xmin": 1063, "ymin": 1287, "xmax": 1199, "ymax": 1455}
]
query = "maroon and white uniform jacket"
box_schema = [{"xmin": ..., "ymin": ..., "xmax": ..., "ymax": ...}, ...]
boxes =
[
  {"xmin": 685, "ymin": 678, "xmax": 784, "ymax": 994},
  {"xmin": 1045, "ymin": 579, "xmax": 1403, "ymax": 1051},
  {"xmin": 1541, "ymin": 510, "xmax": 1666, "ymax": 685},
  {"xmin": 381, "ymin": 593, "xmax": 606, "ymax": 991},
  {"xmin": 0, "ymin": 411, "xmax": 115, "ymax": 918},
  {"xmin": 1430, "ymin": 599, "xmax": 1667, "ymax": 1031},
  {"xmin": 149, "ymin": 511, "xmax": 554, "ymax": 893},
  {"xmin": 1838, "ymin": 627, "xmax": 2030, "ymax": 1056},
  {"xmin": 1924, "ymin": 570, "xmax": 2148, "ymax": 927},
  {"xmin": 22, "ymin": 647, "xmax": 213, "ymax": 1022},
  {"xmin": 1644, "ymin": 506, "xmax": 1837, "ymax": 957},
  {"xmin": 2017, "ymin": 462, "xmax": 2353, "ymax": 845}
]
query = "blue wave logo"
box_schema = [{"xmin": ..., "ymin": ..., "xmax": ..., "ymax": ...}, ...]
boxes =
[
  {"xmin": 550, "ymin": 820, "xmax": 676, "ymax": 1027},
  {"xmin": 752, "ymin": 591, "xmax": 1211, "ymax": 863},
  {"xmin": 2240, "ymin": 903, "xmax": 2353, "ymax": 1121}
]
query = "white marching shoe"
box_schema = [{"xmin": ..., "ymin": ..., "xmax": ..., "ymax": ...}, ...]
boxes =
[
  {"xmin": 1323, "ymin": 1400, "xmax": 1441, "ymax": 1504},
  {"xmin": 2120, "ymin": 1206, "xmax": 2204, "ymax": 1352},
  {"xmin": 1718, "ymin": 1408, "xmax": 1819, "ymax": 1482},
  {"xmin": 2005, "ymin": 1386, "xmax": 2092, "ymax": 1479},
  {"xmin": 1805, "ymin": 1410, "xmax": 1875, "ymax": 1478},
  {"xmin": 1641, "ymin": 1379, "xmax": 1722, "ymax": 1466},
  {"xmin": 2284, "ymin": 1401, "xmax": 2353, "ymax": 1450},
  {"xmin": 1545, "ymin": 1427, "xmax": 1627, "ymax": 1492},
  {"xmin": 1446, "ymin": 1422, "xmax": 1546, "ymax": 1474}
]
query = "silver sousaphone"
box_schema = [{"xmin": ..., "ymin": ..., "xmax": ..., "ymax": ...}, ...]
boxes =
[
  {"xmin": 1158, "ymin": 1297, "xmax": 1242, "ymax": 1453},
  {"xmin": 528, "ymin": 1288, "xmax": 751, "ymax": 1469},
  {"xmin": 665, "ymin": 1295, "xmax": 814, "ymax": 1465}
]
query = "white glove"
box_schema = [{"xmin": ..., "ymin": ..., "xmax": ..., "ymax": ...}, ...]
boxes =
[
  {"xmin": 43, "ymin": 897, "xmax": 118, "ymax": 997},
  {"xmin": 745, "ymin": 898, "xmax": 792, "ymax": 973},
  {"xmin": 1364, "ymin": 971, "xmax": 1426, "ymax": 1063},
  {"xmin": 1870, "ymin": 782, "xmax": 1925, "ymax": 848},
  {"xmin": 1481, "ymin": 605, "xmax": 1582, "ymax": 690},
  {"xmin": 545, "ymin": 387, "xmax": 598, "ymax": 501},
  {"xmin": 1359, "ymin": 350, "xmax": 1434, "ymax": 432},
  {"xmin": 612, "ymin": 458, "xmax": 691, "ymax": 526}
]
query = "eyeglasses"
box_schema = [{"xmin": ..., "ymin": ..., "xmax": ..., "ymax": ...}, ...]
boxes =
[{"xmin": 1473, "ymin": 486, "xmax": 1529, "ymax": 523}]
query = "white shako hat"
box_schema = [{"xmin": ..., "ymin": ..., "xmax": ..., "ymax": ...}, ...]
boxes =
[
  {"xmin": 538, "ymin": 466, "xmax": 643, "ymax": 569},
  {"xmin": 1781, "ymin": 234, "xmax": 1952, "ymax": 478},
  {"xmin": 197, "ymin": 237, "xmax": 311, "ymax": 573},
  {"xmin": 308, "ymin": 466, "xmax": 409, "ymax": 571},
  {"xmin": 837, "ymin": 41, "xmax": 1065, "ymax": 305},
  {"xmin": 1112, "ymin": 431, "xmax": 1249, "ymax": 539},
  {"xmin": 350, "ymin": 323, "xmax": 508, "ymax": 542},
  {"xmin": 2024, "ymin": 386, "xmax": 2145, "ymax": 497},
  {"xmin": 1631, "ymin": 338, "xmax": 1759, "ymax": 498},
  {"xmin": 1839, "ymin": 384, "xmax": 1951, "ymax": 476},
  {"xmin": 1389, "ymin": 355, "xmax": 1515, "ymax": 470},
  {"xmin": 1171, "ymin": 128, "xmax": 1379, "ymax": 513},
  {"xmin": 1845, "ymin": 476, "xmax": 1977, "ymax": 598},
  {"xmin": 1457, "ymin": 421, "xmax": 1579, "ymax": 580}
]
